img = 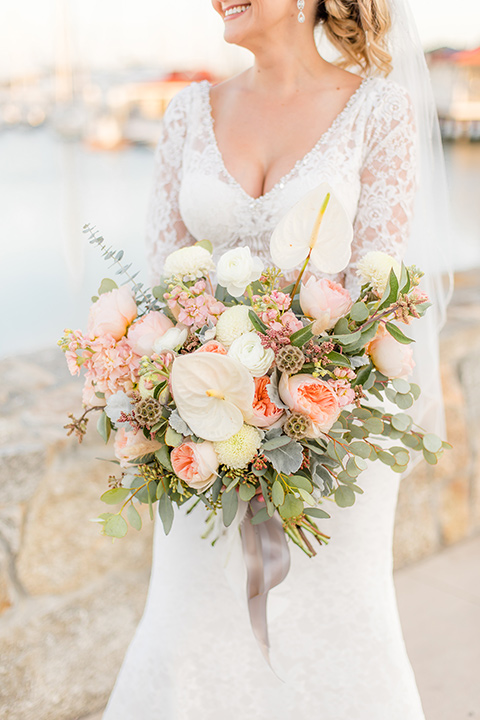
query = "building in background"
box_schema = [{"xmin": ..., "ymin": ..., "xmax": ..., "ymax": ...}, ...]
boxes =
[{"xmin": 427, "ymin": 47, "xmax": 480, "ymax": 140}]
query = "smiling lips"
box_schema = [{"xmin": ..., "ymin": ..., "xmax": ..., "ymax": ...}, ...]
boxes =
[{"xmin": 224, "ymin": 4, "xmax": 251, "ymax": 20}]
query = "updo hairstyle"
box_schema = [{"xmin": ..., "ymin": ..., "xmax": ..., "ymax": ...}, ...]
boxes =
[{"xmin": 315, "ymin": 0, "xmax": 393, "ymax": 75}]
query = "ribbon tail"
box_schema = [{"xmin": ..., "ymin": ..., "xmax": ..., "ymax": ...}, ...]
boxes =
[{"xmin": 240, "ymin": 499, "xmax": 291, "ymax": 672}]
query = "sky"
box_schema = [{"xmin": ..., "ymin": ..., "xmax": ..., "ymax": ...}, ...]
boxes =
[{"xmin": 1, "ymin": 0, "xmax": 479, "ymax": 80}]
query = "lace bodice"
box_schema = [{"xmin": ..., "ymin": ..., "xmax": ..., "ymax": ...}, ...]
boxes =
[{"xmin": 146, "ymin": 77, "xmax": 416, "ymax": 298}]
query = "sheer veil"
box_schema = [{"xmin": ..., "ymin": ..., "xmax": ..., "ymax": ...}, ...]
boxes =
[{"xmin": 317, "ymin": 0, "xmax": 454, "ymax": 440}]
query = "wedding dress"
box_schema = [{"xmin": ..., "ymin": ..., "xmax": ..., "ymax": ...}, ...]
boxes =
[{"xmin": 103, "ymin": 78, "xmax": 426, "ymax": 720}]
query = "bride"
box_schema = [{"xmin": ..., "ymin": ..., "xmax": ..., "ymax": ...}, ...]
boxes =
[{"xmin": 103, "ymin": 1, "xmax": 448, "ymax": 718}]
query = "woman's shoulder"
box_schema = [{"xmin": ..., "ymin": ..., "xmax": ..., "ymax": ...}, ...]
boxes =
[
  {"xmin": 162, "ymin": 80, "xmax": 210, "ymax": 125},
  {"xmin": 363, "ymin": 76, "xmax": 413, "ymax": 117}
]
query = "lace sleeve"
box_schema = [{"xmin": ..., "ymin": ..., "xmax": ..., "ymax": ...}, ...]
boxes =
[
  {"xmin": 146, "ymin": 86, "xmax": 196, "ymax": 285},
  {"xmin": 344, "ymin": 83, "xmax": 417, "ymax": 298}
]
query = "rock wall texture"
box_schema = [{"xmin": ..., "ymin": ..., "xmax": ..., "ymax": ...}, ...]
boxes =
[{"xmin": 1, "ymin": 270, "xmax": 479, "ymax": 719}]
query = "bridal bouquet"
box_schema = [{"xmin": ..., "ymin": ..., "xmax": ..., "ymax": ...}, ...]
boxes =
[{"xmin": 59, "ymin": 184, "xmax": 447, "ymax": 559}]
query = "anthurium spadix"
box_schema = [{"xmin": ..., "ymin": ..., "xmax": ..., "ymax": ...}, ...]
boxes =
[
  {"xmin": 170, "ymin": 353, "xmax": 255, "ymax": 442},
  {"xmin": 269, "ymin": 183, "xmax": 353, "ymax": 273}
]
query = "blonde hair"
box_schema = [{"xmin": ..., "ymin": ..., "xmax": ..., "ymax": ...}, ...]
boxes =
[{"xmin": 315, "ymin": 0, "xmax": 393, "ymax": 76}]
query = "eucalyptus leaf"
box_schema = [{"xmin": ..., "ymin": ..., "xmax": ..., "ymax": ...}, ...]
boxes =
[
  {"xmin": 392, "ymin": 378, "xmax": 411, "ymax": 394},
  {"xmin": 97, "ymin": 411, "xmax": 111, "ymax": 444},
  {"xmin": 155, "ymin": 445, "xmax": 173, "ymax": 472},
  {"xmin": 262, "ymin": 436, "xmax": 292, "ymax": 451},
  {"xmin": 222, "ymin": 487, "xmax": 239, "ymax": 527},
  {"xmin": 334, "ymin": 485, "xmax": 355, "ymax": 507},
  {"xmin": 103, "ymin": 514, "xmax": 128, "ymax": 538},
  {"xmin": 239, "ymin": 483, "xmax": 257, "ymax": 502},
  {"xmin": 251, "ymin": 507, "xmax": 270, "ymax": 525},
  {"xmin": 422, "ymin": 433, "xmax": 443, "ymax": 454},
  {"xmin": 349, "ymin": 301, "xmax": 370, "ymax": 322},
  {"xmin": 289, "ymin": 475, "xmax": 313, "ymax": 492},
  {"xmin": 127, "ymin": 503, "xmax": 142, "ymax": 531},
  {"xmin": 304, "ymin": 507, "xmax": 330, "ymax": 519},
  {"xmin": 423, "ymin": 448, "xmax": 438, "ymax": 465},
  {"xmin": 195, "ymin": 238, "xmax": 213, "ymax": 254},
  {"xmin": 396, "ymin": 393, "xmax": 414, "ymax": 410},
  {"xmin": 364, "ymin": 417, "xmax": 384, "ymax": 434},
  {"xmin": 165, "ymin": 426, "xmax": 183, "ymax": 447},
  {"xmin": 100, "ymin": 487, "xmax": 131, "ymax": 505},
  {"xmin": 97, "ymin": 277, "xmax": 118, "ymax": 295},
  {"xmin": 279, "ymin": 494, "xmax": 304, "ymax": 520},
  {"xmin": 158, "ymin": 492, "xmax": 174, "ymax": 534},
  {"xmin": 272, "ymin": 480, "xmax": 285, "ymax": 507}
]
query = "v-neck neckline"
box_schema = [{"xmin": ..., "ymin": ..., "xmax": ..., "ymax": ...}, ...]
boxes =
[{"xmin": 202, "ymin": 77, "xmax": 371, "ymax": 204}]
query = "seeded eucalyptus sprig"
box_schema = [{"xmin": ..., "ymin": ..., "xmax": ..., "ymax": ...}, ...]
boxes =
[{"xmin": 83, "ymin": 224, "xmax": 159, "ymax": 313}]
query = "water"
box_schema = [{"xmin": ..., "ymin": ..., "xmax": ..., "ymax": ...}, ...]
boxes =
[{"xmin": 1, "ymin": 128, "xmax": 479, "ymax": 360}]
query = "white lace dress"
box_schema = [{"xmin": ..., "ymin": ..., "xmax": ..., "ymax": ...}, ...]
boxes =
[{"xmin": 103, "ymin": 77, "xmax": 426, "ymax": 720}]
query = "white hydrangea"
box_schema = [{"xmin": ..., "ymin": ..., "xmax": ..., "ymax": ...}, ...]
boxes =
[
  {"xmin": 356, "ymin": 251, "xmax": 401, "ymax": 296},
  {"xmin": 163, "ymin": 245, "xmax": 215, "ymax": 281},
  {"xmin": 214, "ymin": 424, "xmax": 262, "ymax": 470},
  {"xmin": 228, "ymin": 332, "xmax": 275, "ymax": 377},
  {"xmin": 215, "ymin": 305, "xmax": 253, "ymax": 348}
]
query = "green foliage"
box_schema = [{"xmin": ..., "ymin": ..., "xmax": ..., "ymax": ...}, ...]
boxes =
[
  {"xmin": 289, "ymin": 322, "xmax": 315, "ymax": 347},
  {"xmin": 97, "ymin": 412, "xmax": 111, "ymax": 444},
  {"xmin": 127, "ymin": 503, "xmax": 142, "ymax": 531},
  {"xmin": 100, "ymin": 487, "xmax": 131, "ymax": 505},
  {"xmin": 97, "ymin": 278, "xmax": 118, "ymax": 295},
  {"xmin": 158, "ymin": 492, "xmax": 174, "ymax": 534},
  {"xmin": 222, "ymin": 487, "xmax": 239, "ymax": 527},
  {"xmin": 334, "ymin": 485, "xmax": 355, "ymax": 507},
  {"xmin": 103, "ymin": 514, "xmax": 128, "ymax": 538},
  {"xmin": 248, "ymin": 309, "xmax": 269, "ymax": 334}
]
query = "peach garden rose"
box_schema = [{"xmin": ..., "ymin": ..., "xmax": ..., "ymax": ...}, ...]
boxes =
[
  {"xmin": 250, "ymin": 376, "xmax": 285, "ymax": 428},
  {"xmin": 170, "ymin": 441, "xmax": 219, "ymax": 491},
  {"xmin": 279, "ymin": 373, "xmax": 341, "ymax": 437}
]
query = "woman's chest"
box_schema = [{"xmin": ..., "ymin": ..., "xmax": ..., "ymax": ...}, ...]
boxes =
[{"xmin": 178, "ymin": 133, "xmax": 363, "ymax": 260}]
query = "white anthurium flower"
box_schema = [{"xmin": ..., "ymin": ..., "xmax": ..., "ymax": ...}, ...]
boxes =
[
  {"xmin": 216, "ymin": 246, "xmax": 263, "ymax": 297},
  {"xmin": 228, "ymin": 332, "xmax": 275, "ymax": 377},
  {"xmin": 269, "ymin": 182, "xmax": 353, "ymax": 274},
  {"xmin": 163, "ymin": 244, "xmax": 215, "ymax": 281},
  {"xmin": 170, "ymin": 353, "xmax": 255, "ymax": 442},
  {"xmin": 153, "ymin": 325, "xmax": 189, "ymax": 353}
]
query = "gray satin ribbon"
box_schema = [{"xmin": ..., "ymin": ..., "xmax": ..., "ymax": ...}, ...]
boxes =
[{"xmin": 240, "ymin": 498, "xmax": 291, "ymax": 668}]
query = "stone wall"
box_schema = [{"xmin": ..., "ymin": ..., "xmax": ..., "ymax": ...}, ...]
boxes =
[{"xmin": 1, "ymin": 269, "xmax": 479, "ymax": 719}]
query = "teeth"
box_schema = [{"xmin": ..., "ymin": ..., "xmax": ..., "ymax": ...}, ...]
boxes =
[{"xmin": 225, "ymin": 5, "xmax": 250, "ymax": 17}]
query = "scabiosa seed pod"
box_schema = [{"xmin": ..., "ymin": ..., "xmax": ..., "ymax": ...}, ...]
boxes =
[
  {"xmin": 133, "ymin": 397, "xmax": 163, "ymax": 428},
  {"xmin": 275, "ymin": 344, "xmax": 305, "ymax": 374},
  {"xmin": 283, "ymin": 412, "xmax": 310, "ymax": 440}
]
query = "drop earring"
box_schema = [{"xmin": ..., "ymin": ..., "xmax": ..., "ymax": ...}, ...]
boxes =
[{"xmin": 297, "ymin": 0, "xmax": 305, "ymax": 23}]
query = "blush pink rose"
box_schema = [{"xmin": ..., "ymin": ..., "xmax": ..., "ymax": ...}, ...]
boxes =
[
  {"xmin": 250, "ymin": 376, "xmax": 285, "ymax": 428},
  {"xmin": 171, "ymin": 441, "xmax": 219, "ymax": 491},
  {"xmin": 300, "ymin": 277, "xmax": 353, "ymax": 333},
  {"xmin": 195, "ymin": 340, "xmax": 228, "ymax": 355},
  {"xmin": 279, "ymin": 373, "xmax": 341, "ymax": 437},
  {"xmin": 366, "ymin": 324, "xmax": 415, "ymax": 379},
  {"xmin": 127, "ymin": 311, "xmax": 174, "ymax": 356},
  {"xmin": 88, "ymin": 286, "xmax": 138, "ymax": 341},
  {"xmin": 114, "ymin": 427, "xmax": 162, "ymax": 468}
]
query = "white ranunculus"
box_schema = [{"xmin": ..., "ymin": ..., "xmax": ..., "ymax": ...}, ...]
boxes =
[
  {"xmin": 228, "ymin": 332, "xmax": 275, "ymax": 377},
  {"xmin": 153, "ymin": 325, "xmax": 188, "ymax": 353},
  {"xmin": 216, "ymin": 247, "xmax": 263, "ymax": 297},
  {"xmin": 163, "ymin": 245, "xmax": 215, "ymax": 281},
  {"xmin": 356, "ymin": 251, "xmax": 401, "ymax": 296},
  {"xmin": 215, "ymin": 305, "xmax": 254, "ymax": 348},
  {"xmin": 170, "ymin": 353, "xmax": 255, "ymax": 442},
  {"xmin": 270, "ymin": 182, "xmax": 353, "ymax": 274}
]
